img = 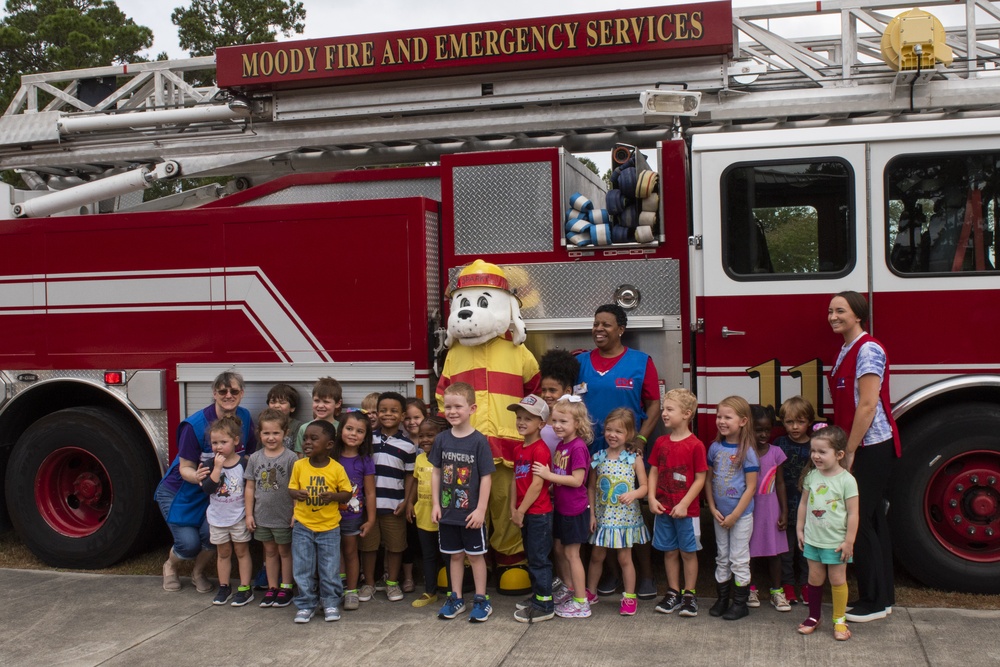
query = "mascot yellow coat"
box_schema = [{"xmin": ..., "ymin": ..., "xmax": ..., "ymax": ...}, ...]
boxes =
[{"xmin": 436, "ymin": 260, "xmax": 540, "ymax": 594}]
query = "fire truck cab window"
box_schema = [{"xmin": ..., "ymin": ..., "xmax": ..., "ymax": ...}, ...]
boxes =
[
  {"xmin": 722, "ymin": 160, "xmax": 853, "ymax": 279},
  {"xmin": 886, "ymin": 152, "xmax": 999, "ymax": 275}
]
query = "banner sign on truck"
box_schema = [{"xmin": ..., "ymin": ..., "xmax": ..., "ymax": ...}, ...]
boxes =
[{"xmin": 216, "ymin": 2, "xmax": 733, "ymax": 89}]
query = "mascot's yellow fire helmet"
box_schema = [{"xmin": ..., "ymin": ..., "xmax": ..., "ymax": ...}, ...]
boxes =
[{"xmin": 454, "ymin": 259, "xmax": 510, "ymax": 292}]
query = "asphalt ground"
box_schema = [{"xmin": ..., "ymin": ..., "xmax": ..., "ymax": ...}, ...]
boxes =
[{"xmin": 3, "ymin": 568, "xmax": 999, "ymax": 667}]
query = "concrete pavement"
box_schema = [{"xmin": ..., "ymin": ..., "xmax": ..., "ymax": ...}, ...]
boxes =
[{"xmin": 3, "ymin": 568, "xmax": 999, "ymax": 666}]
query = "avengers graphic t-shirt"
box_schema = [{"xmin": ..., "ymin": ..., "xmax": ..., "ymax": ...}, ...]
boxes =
[{"xmin": 429, "ymin": 429, "xmax": 495, "ymax": 526}]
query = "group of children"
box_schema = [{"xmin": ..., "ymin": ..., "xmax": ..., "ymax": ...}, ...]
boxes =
[{"xmin": 195, "ymin": 368, "xmax": 859, "ymax": 639}]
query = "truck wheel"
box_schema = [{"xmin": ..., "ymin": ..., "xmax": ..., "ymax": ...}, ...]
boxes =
[
  {"xmin": 891, "ymin": 402, "xmax": 1000, "ymax": 593},
  {"xmin": 4, "ymin": 407, "xmax": 159, "ymax": 569}
]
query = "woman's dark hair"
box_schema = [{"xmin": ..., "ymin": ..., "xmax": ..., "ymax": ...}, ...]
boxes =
[
  {"xmin": 333, "ymin": 411, "xmax": 374, "ymax": 459},
  {"xmin": 539, "ymin": 349, "xmax": 581, "ymax": 389},
  {"xmin": 595, "ymin": 303, "xmax": 628, "ymax": 328},
  {"xmin": 835, "ymin": 290, "xmax": 869, "ymax": 326}
]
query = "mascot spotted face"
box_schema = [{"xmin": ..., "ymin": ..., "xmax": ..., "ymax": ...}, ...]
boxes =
[
  {"xmin": 445, "ymin": 264, "xmax": 526, "ymax": 348},
  {"xmin": 436, "ymin": 259, "xmax": 540, "ymax": 595}
]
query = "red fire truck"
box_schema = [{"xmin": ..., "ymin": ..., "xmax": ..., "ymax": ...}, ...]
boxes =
[{"xmin": 0, "ymin": 0, "xmax": 997, "ymax": 593}]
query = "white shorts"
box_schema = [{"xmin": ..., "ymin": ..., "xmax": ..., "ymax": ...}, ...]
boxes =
[{"xmin": 209, "ymin": 520, "xmax": 252, "ymax": 545}]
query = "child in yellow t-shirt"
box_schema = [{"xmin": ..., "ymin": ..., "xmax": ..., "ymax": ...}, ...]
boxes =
[
  {"xmin": 407, "ymin": 415, "xmax": 450, "ymax": 608},
  {"xmin": 288, "ymin": 420, "xmax": 352, "ymax": 624}
]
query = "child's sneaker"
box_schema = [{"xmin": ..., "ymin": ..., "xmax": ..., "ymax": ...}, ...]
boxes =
[
  {"xmin": 514, "ymin": 604, "xmax": 555, "ymax": 623},
  {"xmin": 294, "ymin": 608, "xmax": 315, "ymax": 624},
  {"xmin": 783, "ymin": 585, "xmax": 799, "ymax": 605},
  {"xmin": 555, "ymin": 598, "xmax": 591, "ymax": 618},
  {"xmin": 799, "ymin": 585, "xmax": 809, "ymax": 605},
  {"xmin": 655, "ymin": 588, "xmax": 681, "ymax": 614},
  {"xmin": 259, "ymin": 588, "xmax": 277, "ymax": 607},
  {"xmin": 212, "ymin": 584, "xmax": 233, "ymax": 605},
  {"xmin": 375, "ymin": 576, "xmax": 388, "ymax": 592},
  {"xmin": 324, "ymin": 606, "xmax": 341, "ymax": 622},
  {"xmin": 771, "ymin": 589, "xmax": 792, "ymax": 612},
  {"xmin": 358, "ymin": 584, "xmax": 375, "ymax": 602},
  {"xmin": 553, "ymin": 582, "xmax": 573, "ymax": 606},
  {"xmin": 515, "ymin": 596, "xmax": 534, "ymax": 611},
  {"xmin": 231, "ymin": 587, "xmax": 254, "ymax": 607},
  {"xmin": 386, "ymin": 581, "xmax": 404, "ymax": 601},
  {"xmin": 585, "ymin": 589, "xmax": 600, "ymax": 606},
  {"xmin": 469, "ymin": 594, "xmax": 492, "ymax": 622},
  {"xmin": 412, "ymin": 593, "xmax": 438, "ymax": 608},
  {"xmin": 678, "ymin": 592, "xmax": 699, "ymax": 617},
  {"xmin": 274, "ymin": 586, "xmax": 293, "ymax": 607},
  {"xmin": 747, "ymin": 586, "xmax": 760, "ymax": 608},
  {"xmin": 343, "ymin": 590, "xmax": 360, "ymax": 610},
  {"xmin": 619, "ymin": 595, "xmax": 638, "ymax": 616},
  {"xmin": 438, "ymin": 593, "xmax": 467, "ymax": 619}
]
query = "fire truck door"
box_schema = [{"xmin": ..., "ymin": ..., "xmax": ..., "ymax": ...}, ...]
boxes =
[{"xmin": 692, "ymin": 142, "xmax": 869, "ymax": 428}]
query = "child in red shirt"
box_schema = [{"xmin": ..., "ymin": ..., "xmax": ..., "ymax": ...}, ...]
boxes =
[
  {"xmin": 648, "ymin": 388, "xmax": 708, "ymax": 618},
  {"xmin": 508, "ymin": 394, "xmax": 554, "ymax": 623}
]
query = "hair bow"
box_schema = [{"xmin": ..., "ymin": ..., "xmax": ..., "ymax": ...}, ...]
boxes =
[
  {"xmin": 557, "ymin": 394, "xmax": 583, "ymax": 403},
  {"xmin": 811, "ymin": 422, "xmax": 829, "ymax": 432}
]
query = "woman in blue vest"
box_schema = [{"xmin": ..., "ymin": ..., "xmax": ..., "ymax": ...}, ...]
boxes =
[
  {"xmin": 577, "ymin": 304, "xmax": 661, "ymax": 599},
  {"xmin": 828, "ymin": 291, "xmax": 900, "ymax": 623},
  {"xmin": 577, "ymin": 304, "xmax": 661, "ymax": 455},
  {"xmin": 154, "ymin": 371, "xmax": 257, "ymax": 593}
]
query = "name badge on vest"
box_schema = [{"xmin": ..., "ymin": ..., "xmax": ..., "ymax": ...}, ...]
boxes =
[
  {"xmin": 836, "ymin": 378, "xmax": 846, "ymax": 389},
  {"xmin": 574, "ymin": 382, "xmax": 588, "ymax": 395}
]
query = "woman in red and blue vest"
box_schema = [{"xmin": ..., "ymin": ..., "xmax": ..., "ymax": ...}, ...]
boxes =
[
  {"xmin": 828, "ymin": 291, "xmax": 900, "ymax": 623},
  {"xmin": 577, "ymin": 304, "xmax": 661, "ymax": 599},
  {"xmin": 154, "ymin": 371, "xmax": 257, "ymax": 594}
]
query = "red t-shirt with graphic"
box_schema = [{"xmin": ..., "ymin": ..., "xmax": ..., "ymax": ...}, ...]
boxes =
[{"xmin": 649, "ymin": 434, "xmax": 708, "ymax": 517}]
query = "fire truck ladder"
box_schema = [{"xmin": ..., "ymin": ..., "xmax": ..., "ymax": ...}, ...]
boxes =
[{"xmin": 3, "ymin": 0, "xmax": 1000, "ymax": 216}]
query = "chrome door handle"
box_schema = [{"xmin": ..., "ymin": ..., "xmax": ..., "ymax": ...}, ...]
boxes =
[{"xmin": 721, "ymin": 326, "xmax": 745, "ymax": 338}]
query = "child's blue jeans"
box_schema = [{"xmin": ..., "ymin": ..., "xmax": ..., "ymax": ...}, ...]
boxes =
[
  {"xmin": 292, "ymin": 523, "xmax": 342, "ymax": 610},
  {"xmin": 521, "ymin": 512, "xmax": 554, "ymax": 612}
]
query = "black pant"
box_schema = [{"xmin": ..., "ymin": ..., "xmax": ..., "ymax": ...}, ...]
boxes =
[
  {"xmin": 417, "ymin": 527, "xmax": 448, "ymax": 595},
  {"xmin": 781, "ymin": 516, "xmax": 809, "ymax": 587},
  {"xmin": 852, "ymin": 439, "xmax": 895, "ymax": 609}
]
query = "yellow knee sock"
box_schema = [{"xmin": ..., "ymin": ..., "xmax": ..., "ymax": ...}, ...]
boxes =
[{"xmin": 832, "ymin": 583, "xmax": 848, "ymax": 622}]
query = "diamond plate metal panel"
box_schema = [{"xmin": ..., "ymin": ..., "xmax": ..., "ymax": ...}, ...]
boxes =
[
  {"xmin": 0, "ymin": 369, "xmax": 170, "ymax": 470},
  {"xmin": 238, "ymin": 179, "xmax": 441, "ymax": 206},
  {"xmin": 452, "ymin": 163, "xmax": 553, "ymax": 255},
  {"xmin": 425, "ymin": 209, "xmax": 441, "ymax": 320},
  {"xmin": 447, "ymin": 258, "xmax": 680, "ymax": 319}
]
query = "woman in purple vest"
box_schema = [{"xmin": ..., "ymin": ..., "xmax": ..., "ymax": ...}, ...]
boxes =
[
  {"xmin": 154, "ymin": 371, "xmax": 257, "ymax": 593},
  {"xmin": 827, "ymin": 291, "xmax": 900, "ymax": 623}
]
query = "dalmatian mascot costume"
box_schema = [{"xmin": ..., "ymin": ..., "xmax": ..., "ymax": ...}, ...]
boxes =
[{"xmin": 436, "ymin": 260, "xmax": 540, "ymax": 595}]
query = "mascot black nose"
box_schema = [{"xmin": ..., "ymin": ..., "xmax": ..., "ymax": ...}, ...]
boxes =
[{"xmin": 458, "ymin": 309, "xmax": 473, "ymax": 320}]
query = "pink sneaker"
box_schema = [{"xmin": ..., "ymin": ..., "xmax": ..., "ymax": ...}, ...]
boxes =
[
  {"xmin": 619, "ymin": 595, "xmax": 638, "ymax": 616},
  {"xmin": 586, "ymin": 589, "xmax": 599, "ymax": 605}
]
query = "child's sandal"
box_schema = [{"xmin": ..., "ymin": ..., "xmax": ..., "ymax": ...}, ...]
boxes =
[
  {"xmin": 834, "ymin": 620, "xmax": 851, "ymax": 641},
  {"xmin": 797, "ymin": 617, "xmax": 820, "ymax": 635}
]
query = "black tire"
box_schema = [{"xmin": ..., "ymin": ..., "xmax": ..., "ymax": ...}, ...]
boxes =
[
  {"xmin": 891, "ymin": 402, "xmax": 1000, "ymax": 593},
  {"xmin": 4, "ymin": 407, "xmax": 160, "ymax": 569}
]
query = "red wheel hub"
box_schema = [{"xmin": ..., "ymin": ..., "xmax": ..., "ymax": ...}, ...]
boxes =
[
  {"xmin": 924, "ymin": 450, "xmax": 1000, "ymax": 562},
  {"xmin": 34, "ymin": 447, "xmax": 112, "ymax": 537}
]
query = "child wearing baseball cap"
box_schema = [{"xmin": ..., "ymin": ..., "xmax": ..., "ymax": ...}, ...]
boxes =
[{"xmin": 508, "ymin": 395, "xmax": 555, "ymax": 623}]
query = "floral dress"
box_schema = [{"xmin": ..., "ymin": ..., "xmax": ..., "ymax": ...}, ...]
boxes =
[{"xmin": 589, "ymin": 449, "xmax": 650, "ymax": 548}]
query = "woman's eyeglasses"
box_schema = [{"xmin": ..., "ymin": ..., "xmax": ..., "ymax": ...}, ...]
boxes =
[{"xmin": 215, "ymin": 387, "xmax": 242, "ymax": 396}]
